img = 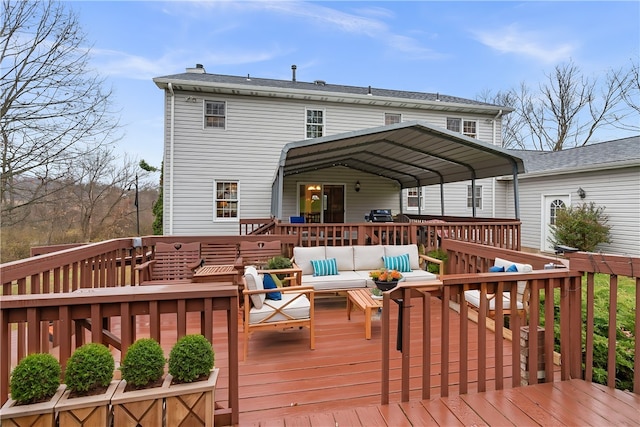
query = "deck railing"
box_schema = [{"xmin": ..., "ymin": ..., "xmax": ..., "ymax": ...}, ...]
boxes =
[
  {"xmin": 381, "ymin": 239, "xmax": 639, "ymax": 403},
  {"xmin": 239, "ymin": 215, "xmax": 522, "ymax": 252}
]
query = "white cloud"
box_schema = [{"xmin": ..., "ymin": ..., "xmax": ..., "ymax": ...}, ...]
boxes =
[{"xmin": 473, "ymin": 24, "xmax": 575, "ymax": 63}]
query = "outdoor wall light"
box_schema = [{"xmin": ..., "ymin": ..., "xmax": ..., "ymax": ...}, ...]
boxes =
[
  {"xmin": 355, "ymin": 181, "xmax": 361, "ymax": 192},
  {"xmin": 577, "ymin": 187, "xmax": 586, "ymax": 199}
]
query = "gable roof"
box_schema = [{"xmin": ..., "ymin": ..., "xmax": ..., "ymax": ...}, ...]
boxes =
[
  {"xmin": 508, "ymin": 136, "xmax": 640, "ymax": 177},
  {"xmin": 278, "ymin": 120, "xmax": 526, "ymax": 188},
  {"xmin": 153, "ymin": 69, "xmax": 512, "ymax": 115}
]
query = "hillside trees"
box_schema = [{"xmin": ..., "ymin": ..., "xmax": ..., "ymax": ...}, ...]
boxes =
[
  {"xmin": 480, "ymin": 59, "xmax": 639, "ymax": 151},
  {"xmin": 1, "ymin": 0, "xmax": 120, "ymax": 225}
]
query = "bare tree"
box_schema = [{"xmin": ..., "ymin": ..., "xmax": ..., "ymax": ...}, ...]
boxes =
[
  {"xmin": 1, "ymin": 0, "xmax": 120, "ymax": 225},
  {"xmin": 480, "ymin": 60, "xmax": 638, "ymax": 151}
]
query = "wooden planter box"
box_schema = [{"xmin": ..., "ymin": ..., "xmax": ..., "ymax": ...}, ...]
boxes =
[
  {"xmin": 0, "ymin": 385, "xmax": 66, "ymax": 427},
  {"xmin": 165, "ymin": 368, "xmax": 219, "ymax": 427},
  {"xmin": 55, "ymin": 380, "xmax": 119, "ymax": 427},
  {"xmin": 111, "ymin": 379, "xmax": 166, "ymax": 427},
  {"xmin": 111, "ymin": 368, "xmax": 219, "ymax": 427}
]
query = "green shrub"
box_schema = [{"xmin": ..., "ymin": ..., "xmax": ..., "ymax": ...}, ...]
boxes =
[
  {"xmin": 426, "ymin": 248, "xmax": 448, "ymax": 274},
  {"xmin": 550, "ymin": 202, "xmax": 611, "ymax": 252},
  {"xmin": 120, "ymin": 338, "xmax": 166, "ymax": 388},
  {"xmin": 168, "ymin": 335, "xmax": 214, "ymax": 383},
  {"xmin": 266, "ymin": 256, "xmax": 292, "ymax": 270},
  {"xmin": 64, "ymin": 343, "xmax": 114, "ymax": 394},
  {"xmin": 10, "ymin": 353, "xmax": 61, "ymax": 404}
]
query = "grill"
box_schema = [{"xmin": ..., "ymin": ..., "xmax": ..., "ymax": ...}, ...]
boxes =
[{"xmin": 365, "ymin": 209, "xmax": 394, "ymax": 222}]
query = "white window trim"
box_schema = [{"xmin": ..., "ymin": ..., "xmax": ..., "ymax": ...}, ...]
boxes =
[
  {"xmin": 203, "ymin": 100, "xmax": 227, "ymax": 130},
  {"xmin": 213, "ymin": 179, "xmax": 239, "ymax": 222},
  {"xmin": 467, "ymin": 185, "xmax": 483, "ymax": 210},
  {"xmin": 406, "ymin": 187, "xmax": 422, "ymax": 210},
  {"xmin": 305, "ymin": 107, "xmax": 325, "ymax": 139},
  {"xmin": 384, "ymin": 112, "xmax": 402, "ymax": 125},
  {"xmin": 447, "ymin": 117, "xmax": 478, "ymax": 139}
]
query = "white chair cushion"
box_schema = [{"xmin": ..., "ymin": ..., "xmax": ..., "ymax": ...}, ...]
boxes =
[
  {"xmin": 494, "ymin": 257, "xmax": 532, "ymax": 297},
  {"xmin": 384, "ymin": 244, "xmax": 420, "ymax": 271},
  {"xmin": 464, "ymin": 290, "xmax": 524, "ymax": 311},
  {"xmin": 303, "ymin": 271, "xmax": 367, "ymax": 291},
  {"xmin": 249, "ymin": 292, "xmax": 310, "ymax": 324},
  {"xmin": 325, "ymin": 246, "xmax": 355, "ymax": 271},
  {"xmin": 293, "ymin": 246, "xmax": 326, "ymax": 275},
  {"xmin": 244, "ymin": 266, "xmax": 265, "ymax": 309},
  {"xmin": 353, "ymin": 245, "xmax": 385, "ymax": 271}
]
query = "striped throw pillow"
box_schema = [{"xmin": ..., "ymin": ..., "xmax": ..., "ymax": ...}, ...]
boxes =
[
  {"xmin": 383, "ymin": 253, "xmax": 412, "ymax": 272},
  {"xmin": 310, "ymin": 258, "xmax": 339, "ymax": 277}
]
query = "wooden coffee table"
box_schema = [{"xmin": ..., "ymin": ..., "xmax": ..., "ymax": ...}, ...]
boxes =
[
  {"xmin": 346, "ymin": 288, "xmax": 383, "ymax": 339},
  {"xmin": 193, "ymin": 264, "xmax": 238, "ymax": 284}
]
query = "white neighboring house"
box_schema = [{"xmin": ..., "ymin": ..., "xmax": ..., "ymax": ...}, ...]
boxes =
[
  {"xmin": 500, "ymin": 137, "xmax": 640, "ymax": 257},
  {"xmin": 152, "ymin": 65, "xmax": 514, "ymax": 236}
]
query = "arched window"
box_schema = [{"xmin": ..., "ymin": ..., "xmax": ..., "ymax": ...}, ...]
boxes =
[{"xmin": 549, "ymin": 199, "xmax": 566, "ymax": 225}]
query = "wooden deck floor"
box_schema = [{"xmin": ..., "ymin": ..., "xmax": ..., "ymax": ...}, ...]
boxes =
[{"xmin": 30, "ymin": 294, "xmax": 638, "ymax": 426}]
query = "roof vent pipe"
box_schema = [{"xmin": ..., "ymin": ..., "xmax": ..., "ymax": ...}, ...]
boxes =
[
  {"xmin": 291, "ymin": 64, "xmax": 297, "ymax": 82},
  {"xmin": 368, "ymin": 85, "xmax": 372, "ymax": 96}
]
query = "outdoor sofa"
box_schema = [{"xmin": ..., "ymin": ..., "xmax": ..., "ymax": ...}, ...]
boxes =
[{"xmin": 292, "ymin": 244, "xmax": 441, "ymax": 292}]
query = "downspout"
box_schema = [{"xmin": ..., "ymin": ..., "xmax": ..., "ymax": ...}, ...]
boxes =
[
  {"xmin": 491, "ymin": 109, "xmax": 502, "ymax": 219},
  {"xmin": 168, "ymin": 83, "xmax": 175, "ymax": 234},
  {"xmin": 439, "ymin": 178, "xmax": 445, "ymax": 216}
]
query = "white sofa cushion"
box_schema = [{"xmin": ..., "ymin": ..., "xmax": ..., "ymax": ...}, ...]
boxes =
[
  {"xmin": 249, "ymin": 292, "xmax": 310, "ymax": 324},
  {"xmin": 244, "ymin": 266, "xmax": 265, "ymax": 309},
  {"xmin": 326, "ymin": 246, "xmax": 355, "ymax": 271},
  {"xmin": 384, "ymin": 244, "xmax": 420, "ymax": 270},
  {"xmin": 302, "ymin": 271, "xmax": 367, "ymax": 291},
  {"xmin": 353, "ymin": 245, "xmax": 385, "ymax": 271},
  {"xmin": 294, "ymin": 246, "xmax": 326, "ymax": 275}
]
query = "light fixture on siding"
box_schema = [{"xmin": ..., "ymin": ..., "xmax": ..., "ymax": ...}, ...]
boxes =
[
  {"xmin": 355, "ymin": 181, "xmax": 361, "ymax": 192},
  {"xmin": 577, "ymin": 187, "xmax": 586, "ymax": 199}
]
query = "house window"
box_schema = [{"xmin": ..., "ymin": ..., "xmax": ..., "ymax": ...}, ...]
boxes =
[
  {"xmin": 407, "ymin": 187, "xmax": 420, "ymax": 208},
  {"xmin": 385, "ymin": 113, "xmax": 401, "ymax": 125},
  {"xmin": 214, "ymin": 181, "xmax": 238, "ymax": 219},
  {"xmin": 467, "ymin": 185, "xmax": 482, "ymax": 209},
  {"xmin": 306, "ymin": 109, "xmax": 324, "ymax": 138},
  {"xmin": 549, "ymin": 199, "xmax": 566, "ymax": 225},
  {"xmin": 447, "ymin": 117, "xmax": 477, "ymax": 138},
  {"xmin": 205, "ymin": 101, "xmax": 226, "ymax": 128}
]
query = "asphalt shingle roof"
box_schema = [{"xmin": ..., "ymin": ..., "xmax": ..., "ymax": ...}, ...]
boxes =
[{"xmin": 508, "ymin": 136, "xmax": 640, "ymax": 173}]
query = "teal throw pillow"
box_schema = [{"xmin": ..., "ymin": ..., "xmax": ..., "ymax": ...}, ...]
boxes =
[
  {"xmin": 489, "ymin": 265, "xmax": 505, "ymax": 272},
  {"xmin": 262, "ymin": 273, "xmax": 282, "ymax": 300},
  {"xmin": 383, "ymin": 253, "xmax": 412, "ymax": 272},
  {"xmin": 310, "ymin": 258, "xmax": 339, "ymax": 277},
  {"xmin": 506, "ymin": 264, "xmax": 518, "ymax": 272}
]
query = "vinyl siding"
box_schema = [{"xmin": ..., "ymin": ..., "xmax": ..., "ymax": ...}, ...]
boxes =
[
  {"xmin": 499, "ymin": 166, "xmax": 640, "ymax": 256},
  {"xmin": 161, "ymin": 89, "xmax": 502, "ymax": 235}
]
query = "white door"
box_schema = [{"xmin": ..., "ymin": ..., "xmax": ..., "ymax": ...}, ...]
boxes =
[{"xmin": 542, "ymin": 195, "xmax": 570, "ymax": 252}]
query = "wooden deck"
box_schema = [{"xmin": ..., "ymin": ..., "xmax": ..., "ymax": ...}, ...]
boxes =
[
  {"xmin": 206, "ymin": 296, "xmax": 638, "ymax": 426},
  {"xmin": 13, "ymin": 294, "xmax": 636, "ymax": 426}
]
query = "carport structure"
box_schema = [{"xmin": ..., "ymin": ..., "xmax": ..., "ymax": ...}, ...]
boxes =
[{"xmin": 271, "ymin": 121, "xmax": 526, "ymax": 219}]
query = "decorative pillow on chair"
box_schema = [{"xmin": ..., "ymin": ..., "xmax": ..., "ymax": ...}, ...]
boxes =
[
  {"xmin": 382, "ymin": 253, "xmax": 412, "ymax": 272},
  {"xmin": 310, "ymin": 258, "xmax": 339, "ymax": 276},
  {"xmin": 244, "ymin": 266, "xmax": 265, "ymax": 309},
  {"xmin": 262, "ymin": 273, "xmax": 282, "ymax": 300},
  {"xmin": 506, "ymin": 264, "xmax": 518, "ymax": 272},
  {"xmin": 489, "ymin": 265, "xmax": 505, "ymax": 272}
]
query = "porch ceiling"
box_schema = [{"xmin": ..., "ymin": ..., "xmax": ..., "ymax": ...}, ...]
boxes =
[{"xmin": 279, "ymin": 121, "xmax": 525, "ymax": 188}]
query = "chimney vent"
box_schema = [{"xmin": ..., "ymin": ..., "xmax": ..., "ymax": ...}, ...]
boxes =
[
  {"xmin": 186, "ymin": 64, "xmax": 206, "ymax": 74},
  {"xmin": 314, "ymin": 80, "xmax": 326, "ymax": 86},
  {"xmin": 291, "ymin": 64, "xmax": 297, "ymax": 82}
]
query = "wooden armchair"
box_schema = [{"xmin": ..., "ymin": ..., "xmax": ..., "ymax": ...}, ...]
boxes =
[
  {"xmin": 135, "ymin": 242, "xmax": 201, "ymax": 284},
  {"xmin": 242, "ymin": 266, "xmax": 315, "ymax": 359}
]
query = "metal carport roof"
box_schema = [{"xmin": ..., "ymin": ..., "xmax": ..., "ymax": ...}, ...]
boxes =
[{"xmin": 272, "ymin": 121, "xmax": 526, "ymax": 218}]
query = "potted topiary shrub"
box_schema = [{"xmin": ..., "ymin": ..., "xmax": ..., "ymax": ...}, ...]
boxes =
[
  {"xmin": 111, "ymin": 338, "xmax": 167, "ymax": 426},
  {"xmin": 0, "ymin": 353, "xmax": 66, "ymax": 426},
  {"xmin": 165, "ymin": 334, "xmax": 219, "ymax": 427},
  {"xmin": 55, "ymin": 343, "xmax": 119, "ymax": 426}
]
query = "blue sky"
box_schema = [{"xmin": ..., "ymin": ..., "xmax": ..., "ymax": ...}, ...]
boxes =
[{"xmin": 69, "ymin": 1, "xmax": 640, "ymax": 169}]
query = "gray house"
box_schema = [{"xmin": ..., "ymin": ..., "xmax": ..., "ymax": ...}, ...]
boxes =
[{"xmin": 153, "ymin": 65, "xmax": 521, "ymax": 236}]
